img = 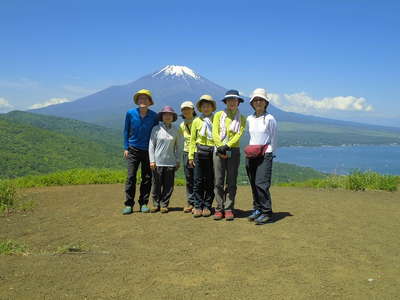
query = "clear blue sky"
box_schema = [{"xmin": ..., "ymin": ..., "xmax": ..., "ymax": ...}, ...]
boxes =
[{"xmin": 1, "ymin": 0, "xmax": 399, "ymax": 126}]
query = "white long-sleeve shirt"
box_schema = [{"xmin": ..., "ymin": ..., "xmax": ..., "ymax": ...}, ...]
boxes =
[
  {"xmin": 246, "ymin": 113, "xmax": 277, "ymax": 153},
  {"xmin": 149, "ymin": 123, "xmax": 182, "ymax": 167}
]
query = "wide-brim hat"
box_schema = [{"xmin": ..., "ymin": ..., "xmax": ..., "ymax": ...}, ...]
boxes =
[
  {"xmin": 180, "ymin": 101, "xmax": 195, "ymax": 111},
  {"xmin": 249, "ymin": 88, "xmax": 269, "ymax": 105},
  {"xmin": 158, "ymin": 106, "xmax": 178, "ymax": 122},
  {"xmin": 222, "ymin": 89, "xmax": 244, "ymax": 103},
  {"xmin": 133, "ymin": 89, "xmax": 154, "ymax": 106},
  {"xmin": 196, "ymin": 95, "xmax": 216, "ymax": 112}
]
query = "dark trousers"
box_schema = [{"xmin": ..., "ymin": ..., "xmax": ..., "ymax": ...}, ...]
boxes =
[
  {"xmin": 151, "ymin": 166, "xmax": 175, "ymax": 208},
  {"xmin": 245, "ymin": 153, "xmax": 274, "ymax": 213},
  {"xmin": 213, "ymin": 148, "xmax": 241, "ymax": 211},
  {"xmin": 183, "ymin": 152, "xmax": 195, "ymax": 206},
  {"xmin": 193, "ymin": 152, "xmax": 215, "ymax": 210},
  {"xmin": 124, "ymin": 146, "xmax": 152, "ymax": 207}
]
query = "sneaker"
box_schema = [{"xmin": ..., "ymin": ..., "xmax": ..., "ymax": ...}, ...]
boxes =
[
  {"xmin": 150, "ymin": 206, "xmax": 160, "ymax": 213},
  {"xmin": 193, "ymin": 209, "xmax": 203, "ymax": 218},
  {"xmin": 202, "ymin": 208, "xmax": 211, "ymax": 217},
  {"xmin": 140, "ymin": 205, "xmax": 150, "ymax": 213},
  {"xmin": 160, "ymin": 207, "xmax": 169, "ymax": 213},
  {"xmin": 225, "ymin": 210, "xmax": 234, "ymax": 221},
  {"xmin": 184, "ymin": 205, "xmax": 194, "ymax": 213},
  {"xmin": 255, "ymin": 213, "xmax": 274, "ymax": 225},
  {"xmin": 122, "ymin": 206, "xmax": 133, "ymax": 215},
  {"xmin": 248, "ymin": 209, "xmax": 262, "ymax": 222},
  {"xmin": 213, "ymin": 210, "xmax": 224, "ymax": 220}
]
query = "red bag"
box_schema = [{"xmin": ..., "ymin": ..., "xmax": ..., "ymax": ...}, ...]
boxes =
[{"xmin": 244, "ymin": 144, "xmax": 269, "ymax": 158}]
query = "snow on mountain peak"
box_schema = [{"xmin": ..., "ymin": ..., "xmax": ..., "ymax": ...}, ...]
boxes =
[{"xmin": 152, "ymin": 65, "xmax": 200, "ymax": 79}]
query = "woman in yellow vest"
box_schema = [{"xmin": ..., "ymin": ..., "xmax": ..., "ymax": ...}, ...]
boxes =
[
  {"xmin": 188, "ymin": 95, "xmax": 216, "ymax": 218},
  {"xmin": 212, "ymin": 90, "xmax": 246, "ymax": 221},
  {"xmin": 178, "ymin": 101, "xmax": 197, "ymax": 213}
]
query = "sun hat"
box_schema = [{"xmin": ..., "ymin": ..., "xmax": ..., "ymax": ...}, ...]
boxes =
[
  {"xmin": 222, "ymin": 89, "xmax": 244, "ymax": 103},
  {"xmin": 133, "ymin": 89, "xmax": 153, "ymax": 106},
  {"xmin": 158, "ymin": 106, "xmax": 178, "ymax": 122},
  {"xmin": 249, "ymin": 88, "xmax": 269, "ymax": 105},
  {"xmin": 196, "ymin": 95, "xmax": 216, "ymax": 112},
  {"xmin": 180, "ymin": 101, "xmax": 195, "ymax": 111}
]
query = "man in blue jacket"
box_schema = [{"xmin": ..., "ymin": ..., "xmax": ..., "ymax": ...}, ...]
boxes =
[{"xmin": 123, "ymin": 89, "xmax": 159, "ymax": 215}]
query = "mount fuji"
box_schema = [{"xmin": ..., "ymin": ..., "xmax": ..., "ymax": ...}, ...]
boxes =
[{"xmin": 30, "ymin": 65, "xmax": 229, "ymax": 128}]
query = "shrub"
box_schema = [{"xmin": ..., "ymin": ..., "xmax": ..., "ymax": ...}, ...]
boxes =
[
  {"xmin": 277, "ymin": 171, "xmax": 399, "ymax": 192},
  {"xmin": 0, "ymin": 181, "xmax": 18, "ymax": 213}
]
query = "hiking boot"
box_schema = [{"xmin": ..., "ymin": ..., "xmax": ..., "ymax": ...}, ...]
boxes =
[
  {"xmin": 140, "ymin": 205, "xmax": 150, "ymax": 213},
  {"xmin": 184, "ymin": 205, "xmax": 194, "ymax": 213},
  {"xmin": 160, "ymin": 207, "xmax": 169, "ymax": 213},
  {"xmin": 202, "ymin": 208, "xmax": 211, "ymax": 217},
  {"xmin": 150, "ymin": 206, "xmax": 160, "ymax": 213},
  {"xmin": 122, "ymin": 206, "xmax": 133, "ymax": 215},
  {"xmin": 213, "ymin": 210, "xmax": 224, "ymax": 220},
  {"xmin": 225, "ymin": 210, "xmax": 234, "ymax": 221},
  {"xmin": 255, "ymin": 213, "xmax": 274, "ymax": 225},
  {"xmin": 193, "ymin": 209, "xmax": 203, "ymax": 218},
  {"xmin": 248, "ymin": 209, "xmax": 262, "ymax": 222}
]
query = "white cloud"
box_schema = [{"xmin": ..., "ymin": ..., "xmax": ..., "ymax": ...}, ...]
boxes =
[
  {"xmin": 0, "ymin": 97, "xmax": 13, "ymax": 112},
  {"xmin": 269, "ymin": 92, "xmax": 374, "ymax": 114},
  {"xmin": 29, "ymin": 97, "xmax": 72, "ymax": 109}
]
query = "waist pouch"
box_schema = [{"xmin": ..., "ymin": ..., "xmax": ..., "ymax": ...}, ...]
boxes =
[
  {"xmin": 244, "ymin": 144, "xmax": 269, "ymax": 158},
  {"xmin": 196, "ymin": 144, "xmax": 214, "ymax": 159}
]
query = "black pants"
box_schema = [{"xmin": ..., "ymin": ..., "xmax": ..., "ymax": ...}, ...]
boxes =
[
  {"xmin": 183, "ymin": 152, "xmax": 195, "ymax": 206},
  {"xmin": 151, "ymin": 166, "xmax": 175, "ymax": 208},
  {"xmin": 193, "ymin": 152, "xmax": 215, "ymax": 210},
  {"xmin": 245, "ymin": 153, "xmax": 274, "ymax": 213},
  {"xmin": 124, "ymin": 146, "xmax": 152, "ymax": 207}
]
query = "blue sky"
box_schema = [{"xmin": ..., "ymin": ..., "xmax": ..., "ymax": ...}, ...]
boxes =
[{"xmin": 1, "ymin": 0, "xmax": 399, "ymax": 126}]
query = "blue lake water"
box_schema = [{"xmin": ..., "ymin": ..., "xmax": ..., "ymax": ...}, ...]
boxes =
[{"xmin": 275, "ymin": 145, "xmax": 400, "ymax": 175}]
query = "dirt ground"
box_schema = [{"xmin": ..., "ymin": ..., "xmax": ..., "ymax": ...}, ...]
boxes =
[{"xmin": 1, "ymin": 184, "xmax": 399, "ymax": 299}]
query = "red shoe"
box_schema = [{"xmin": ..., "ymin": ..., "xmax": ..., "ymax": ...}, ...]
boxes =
[
  {"xmin": 225, "ymin": 210, "xmax": 234, "ymax": 221},
  {"xmin": 213, "ymin": 210, "xmax": 224, "ymax": 220}
]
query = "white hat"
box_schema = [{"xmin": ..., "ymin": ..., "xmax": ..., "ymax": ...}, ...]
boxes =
[
  {"xmin": 180, "ymin": 101, "xmax": 195, "ymax": 111},
  {"xmin": 250, "ymin": 88, "xmax": 269, "ymax": 104}
]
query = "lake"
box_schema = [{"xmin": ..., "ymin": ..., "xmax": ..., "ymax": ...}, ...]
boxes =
[{"xmin": 276, "ymin": 145, "xmax": 400, "ymax": 175}]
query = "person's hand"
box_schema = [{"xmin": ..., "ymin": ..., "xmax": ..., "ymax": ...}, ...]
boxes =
[
  {"xmin": 217, "ymin": 145, "xmax": 230, "ymax": 154},
  {"xmin": 218, "ymin": 154, "xmax": 228, "ymax": 159},
  {"xmin": 123, "ymin": 150, "xmax": 129, "ymax": 159},
  {"xmin": 176, "ymin": 162, "xmax": 180, "ymax": 170},
  {"xmin": 150, "ymin": 162, "xmax": 156, "ymax": 170},
  {"xmin": 188, "ymin": 159, "xmax": 195, "ymax": 168}
]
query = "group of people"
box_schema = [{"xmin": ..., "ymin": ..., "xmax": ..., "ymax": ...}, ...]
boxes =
[{"xmin": 122, "ymin": 87, "xmax": 277, "ymax": 225}]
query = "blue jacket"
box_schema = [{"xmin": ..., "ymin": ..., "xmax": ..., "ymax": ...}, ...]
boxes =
[{"xmin": 123, "ymin": 108, "xmax": 159, "ymax": 150}]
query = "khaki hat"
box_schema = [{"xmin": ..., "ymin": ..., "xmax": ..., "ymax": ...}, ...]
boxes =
[
  {"xmin": 180, "ymin": 101, "xmax": 195, "ymax": 111},
  {"xmin": 133, "ymin": 89, "xmax": 154, "ymax": 106},
  {"xmin": 196, "ymin": 95, "xmax": 216, "ymax": 112}
]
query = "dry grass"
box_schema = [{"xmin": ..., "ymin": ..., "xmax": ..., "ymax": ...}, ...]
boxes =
[{"xmin": 1, "ymin": 184, "xmax": 399, "ymax": 299}]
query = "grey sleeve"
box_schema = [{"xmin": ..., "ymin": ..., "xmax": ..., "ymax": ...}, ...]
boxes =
[{"xmin": 149, "ymin": 127, "xmax": 157, "ymax": 163}]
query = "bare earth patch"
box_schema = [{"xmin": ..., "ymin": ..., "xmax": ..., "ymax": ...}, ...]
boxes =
[{"xmin": 1, "ymin": 184, "xmax": 399, "ymax": 299}]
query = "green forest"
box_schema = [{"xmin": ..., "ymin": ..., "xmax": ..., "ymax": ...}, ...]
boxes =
[{"xmin": 0, "ymin": 111, "xmax": 327, "ymax": 183}]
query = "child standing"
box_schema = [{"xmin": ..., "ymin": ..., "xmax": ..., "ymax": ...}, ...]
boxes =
[
  {"xmin": 149, "ymin": 106, "xmax": 181, "ymax": 213},
  {"xmin": 188, "ymin": 95, "xmax": 216, "ymax": 218}
]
